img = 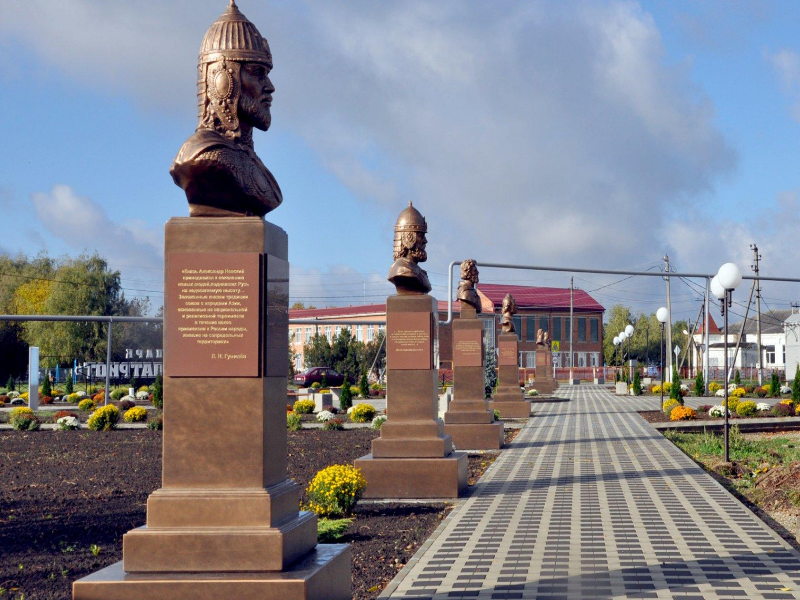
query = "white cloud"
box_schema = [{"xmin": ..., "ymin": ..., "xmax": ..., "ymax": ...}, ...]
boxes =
[
  {"xmin": 29, "ymin": 184, "xmax": 163, "ymax": 276},
  {"xmin": 4, "ymin": 2, "xmax": 738, "ymax": 291},
  {"xmin": 765, "ymin": 48, "xmax": 800, "ymax": 122}
]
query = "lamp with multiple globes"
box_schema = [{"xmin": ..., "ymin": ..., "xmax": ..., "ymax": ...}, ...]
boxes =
[
  {"xmin": 656, "ymin": 307, "xmax": 667, "ymax": 410},
  {"xmin": 714, "ymin": 262, "xmax": 742, "ymax": 463}
]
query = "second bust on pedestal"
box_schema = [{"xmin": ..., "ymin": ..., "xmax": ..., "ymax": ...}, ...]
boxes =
[
  {"xmin": 457, "ymin": 259, "xmax": 481, "ymax": 314},
  {"xmin": 387, "ymin": 202, "xmax": 431, "ymax": 295},
  {"xmin": 171, "ymin": 1, "xmax": 282, "ymax": 217}
]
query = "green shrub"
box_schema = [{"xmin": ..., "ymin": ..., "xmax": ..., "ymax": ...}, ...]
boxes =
[
  {"xmin": 317, "ymin": 518, "xmax": 353, "ymax": 543},
  {"xmin": 793, "ymin": 364, "xmax": 800, "ymax": 403},
  {"xmin": 78, "ymin": 398, "xmax": 96, "ymax": 411},
  {"xmin": 87, "ymin": 405, "xmax": 120, "ymax": 431},
  {"xmin": 736, "ymin": 400, "xmax": 757, "ymax": 417},
  {"xmin": 339, "ymin": 380, "xmax": 353, "ymax": 412},
  {"xmin": 372, "ymin": 415, "xmax": 387, "ymax": 429},
  {"xmin": 310, "ymin": 382, "xmax": 321, "ymax": 389},
  {"xmin": 64, "ymin": 375, "xmax": 73, "ymax": 395},
  {"xmin": 493, "ymin": 409, "xmax": 501, "ymax": 421},
  {"xmin": 359, "ymin": 373, "xmax": 369, "ymax": 398},
  {"xmin": 369, "ymin": 382, "xmax": 382, "ymax": 391},
  {"xmin": 734, "ymin": 369, "xmax": 741, "ymax": 387},
  {"xmin": 305, "ymin": 465, "xmax": 366, "ymax": 518},
  {"xmin": 151, "ymin": 373, "xmax": 163, "ymax": 409},
  {"xmin": 293, "ymin": 399, "xmax": 316, "ymax": 414},
  {"xmin": 10, "ymin": 407, "xmax": 39, "ymax": 431},
  {"xmin": 111, "ymin": 388, "xmax": 127, "ymax": 401},
  {"xmin": 350, "ymin": 403, "xmax": 376, "ymax": 423},
  {"xmin": 323, "ymin": 418, "xmax": 344, "ymax": 431},
  {"xmin": 670, "ymin": 366, "xmax": 682, "ymax": 404},
  {"xmin": 41, "ymin": 375, "xmax": 51, "ymax": 397},
  {"xmin": 147, "ymin": 415, "xmax": 163, "ymax": 430},
  {"xmin": 771, "ymin": 371, "xmax": 781, "ymax": 398},
  {"xmin": 6, "ymin": 375, "xmax": 14, "ymax": 391},
  {"xmin": 694, "ymin": 371, "xmax": 705, "ymax": 397},
  {"xmin": 124, "ymin": 406, "xmax": 148, "ymax": 423},
  {"xmin": 321, "ymin": 373, "xmax": 328, "ymax": 388},
  {"xmin": 287, "ymin": 412, "xmax": 302, "ymax": 431},
  {"xmin": 632, "ymin": 371, "xmax": 642, "ymax": 396}
]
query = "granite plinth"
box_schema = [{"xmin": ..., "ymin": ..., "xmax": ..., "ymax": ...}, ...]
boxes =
[
  {"xmin": 445, "ymin": 422, "xmax": 504, "ymax": 450},
  {"xmin": 73, "ymin": 544, "xmax": 351, "ymax": 600},
  {"xmin": 488, "ymin": 399, "xmax": 531, "ymax": 419},
  {"xmin": 355, "ymin": 452, "xmax": 468, "ymax": 498}
]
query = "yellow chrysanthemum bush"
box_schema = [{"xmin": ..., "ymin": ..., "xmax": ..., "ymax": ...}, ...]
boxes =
[
  {"xmin": 650, "ymin": 384, "xmax": 662, "ymax": 394},
  {"xmin": 670, "ymin": 406, "xmax": 697, "ymax": 421},
  {"xmin": 123, "ymin": 406, "xmax": 148, "ymax": 423},
  {"xmin": 730, "ymin": 387, "xmax": 746, "ymax": 398},
  {"xmin": 662, "ymin": 399, "xmax": 680, "ymax": 416},
  {"xmin": 722, "ymin": 396, "xmax": 740, "ymax": 412},
  {"xmin": 735, "ymin": 400, "xmax": 757, "ymax": 417},
  {"xmin": 87, "ymin": 404, "xmax": 120, "ymax": 431},
  {"xmin": 349, "ymin": 403, "xmax": 376, "ymax": 423},
  {"xmin": 305, "ymin": 464, "xmax": 367, "ymax": 518},
  {"xmin": 709, "ymin": 382, "xmax": 722, "ymax": 394},
  {"xmin": 293, "ymin": 399, "xmax": 316, "ymax": 414},
  {"xmin": 78, "ymin": 398, "xmax": 96, "ymax": 411}
]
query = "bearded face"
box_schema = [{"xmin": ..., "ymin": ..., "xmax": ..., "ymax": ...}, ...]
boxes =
[
  {"xmin": 239, "ymin": 62, "xmax": 274, "ymax": 131},
  {"xmin": 408, "ymin": 232, "xmax": 427, "ymax": 263},
  {"xmin": 461, "ymin": 260, "xmax": 478, "ymax": 284}
]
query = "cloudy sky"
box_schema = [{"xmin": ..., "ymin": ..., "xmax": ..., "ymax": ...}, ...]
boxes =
[{"xmin": 1, "ymin": 0, "xmax": 799, "ymax": 325}]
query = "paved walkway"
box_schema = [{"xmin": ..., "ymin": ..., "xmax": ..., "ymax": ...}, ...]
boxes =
[{"xmin": 381, "ymin": 384, "xmax": 800, "ymax": 599}]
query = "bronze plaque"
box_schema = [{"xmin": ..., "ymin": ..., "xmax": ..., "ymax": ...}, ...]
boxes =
[
  {"xmin": 498, "ymin": 341, "xmax": 518, "ymax": 367},
  {"xmin": 167, "ymin": 253, "xmax": 261, "ymax": 377},
  {"xmin": 453, "ymin": 327, "xmax": 482, "ymax": 368},
  {"xmin": 387, "ymin": 311, "xmax": 432, "ymax": 370}
]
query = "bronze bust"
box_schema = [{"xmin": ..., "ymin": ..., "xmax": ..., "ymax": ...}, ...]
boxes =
[
  {"xmin": 170, "ymin": 1, "xmax": 282, "ymax": 217},
  {"xmin": 500, "ymin": 294, "xmax": 517, "ymax": 334},
  {"xmin": 457, "ymin": 259, "xmax": 481, "ymax": 313},
  {"xmin": 388, "ymin": 202, "xmax": 432, "ymax": 295}
]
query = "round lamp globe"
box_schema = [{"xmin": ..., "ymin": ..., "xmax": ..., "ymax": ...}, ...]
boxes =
[
  {"xmin": 710, "ymin": 276, "xmax": 725, "ymax": 300},
  {"xmin": 625, "ymin": 324, "xmax": 634, "ymax": 336},
  {"xmin": 656, "ymin": 307, "xmax": 668, "ymax": 323},
  {"xmin": 717, "ymin": 263, "xmax": 742, "ymax": 291},
  {"xmin": 613, "ymin": 336, "xmax": 619, "ymax": 345}
]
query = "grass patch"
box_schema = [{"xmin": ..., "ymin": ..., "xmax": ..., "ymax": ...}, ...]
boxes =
[
  {"xmin": 664, "ymin": 426, "xmax": 800, "ymax": 469},
  {"xmin": 317, "ymin": 518, "xmax": 353, "ymax": 543}
]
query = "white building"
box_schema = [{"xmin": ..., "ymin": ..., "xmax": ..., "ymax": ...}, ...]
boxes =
[{"xmin": 692, "ymin": 309, "xmax": 790, "ymax": 377}]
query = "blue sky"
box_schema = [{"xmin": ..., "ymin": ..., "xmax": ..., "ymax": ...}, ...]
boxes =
[{"xmin": 1, "ymin": 1, "xmax": 799, "ymax": 325}]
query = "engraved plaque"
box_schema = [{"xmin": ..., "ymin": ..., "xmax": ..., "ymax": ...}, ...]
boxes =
[
  {"xmin": 453, "ymin": 327, "xmax": 482, "ymax": 368},
  {"xmin": 167, "ymin": 253, "xmax": 261, "ymax": 377},
  {"xmin": 498, "ymin": 340, "xmax": 518, "ymax": 367},
  {"xmin": 387, "ymin": 311, "xmax": 432, "ymax": 370}
]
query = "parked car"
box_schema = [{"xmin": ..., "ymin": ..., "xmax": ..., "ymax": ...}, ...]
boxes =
[{"xmin": 293, "ymin": 367, "xmax": 355, "ymax": 388}]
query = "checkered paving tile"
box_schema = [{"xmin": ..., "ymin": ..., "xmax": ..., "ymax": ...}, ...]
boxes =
[{"xmin": 379, "ymin": 385, "xmax": 800, "ymax": 599}]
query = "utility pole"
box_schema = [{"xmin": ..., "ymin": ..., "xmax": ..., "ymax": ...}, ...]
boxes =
[
  {"xmin": 664, "ymin": 255, "xmax": 673, "ymax": 382},
  {"xmin": 569, "ymin": 277, "xmax": 574, "ymax": 382},
  {"xmin": 751, "ymin": 244, "xmax": 763, "ymax": 385}
]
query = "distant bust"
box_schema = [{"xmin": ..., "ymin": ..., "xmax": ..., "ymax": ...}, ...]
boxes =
[
  {"xmin": 536, "ymin": 328, "xmax": 544, "ymax": 344},
  {"xmin": 500, "ymin": 294, "xmax": 518, "ymax": 334},
  {"xmin": 387, "ymin": 202, "xmax": 431, "ymax": 295},
  {"xmin": 457, "ymin": 259, "xmax": 481, "ymax": 313},
  {"xmin": 170, "ymin": 1, "xmax": 282, "ymax": 217}
]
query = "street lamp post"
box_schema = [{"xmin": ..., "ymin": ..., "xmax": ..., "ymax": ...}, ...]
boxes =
[
  {"xmin": 618, "ymin": 331, "xmax": 627, "ymax": 380},
  {"xmin": 657, "ymin": 307, "xmax": 668, "ymax": 411},
  {"xmin": 712, "ymin": 263, "xmax": 742, "ymax": 463},
  {"xmin": 625, "ymin": 323, "xmax": 634, "ymax": 382},
  {"xmin": 613, "ymin": 336, "xmax": 620, "ymax": 380}
]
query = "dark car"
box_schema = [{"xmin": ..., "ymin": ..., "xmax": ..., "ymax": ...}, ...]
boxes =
[{"xmin": 293, "ymin": 367, "xmax": 354, "ymax": 388}]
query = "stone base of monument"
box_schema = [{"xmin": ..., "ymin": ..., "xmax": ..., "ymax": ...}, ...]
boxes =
[
  {"xmin": 445, "ymin": 422, "xmax": 504, "ymax": 450},
  {"xmin": 72, "ymin": 544, "xmax": 351, "ymax": 600},
  {"xmin": 532, "ymin": 379, "xmax": 558, "ymax": 395},
  {"xmin": 488, "ymin": 398, "xmax": 531, "ymax": 419},
  {"xmin": 355, "ymin": 453, "xmax": 468, "ymax": 498}
]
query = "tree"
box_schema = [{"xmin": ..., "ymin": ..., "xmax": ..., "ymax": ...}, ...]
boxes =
[
  {"xmin": 670, "ymin": 364, "xmax": 682, "ymax": 404},
  {"xmin": 303, "ymin": 333, "xmax": 333, "ymax": 370},
  {"xmin": 290, "ymin": 302, "xmax": 316, "ymax": 310},
  {"xmin": 363, "ymin": 330, "xmax": 386, "ymax": 378},
  {"xmin": 359, "ymin": 372, "xmax": 369, "ymax": 398},
  {"xmin": 288, "ymin": 339, "xmax": 296, "ymax": 380},
  {"xmin": 6, "ymin": 375, "xmax": 14, "ymax": 391},
  {"xmin": 64, "ymin": 371, "xmax": 74, "ymax": 395},
  {"xmin": 484, "ymin": 345, "xmax": 498, "ymax": 398},
  {"xmin": 793, "ymin": 364, "xmax": 800, "ymax": 404},
  {"xmin": 734, "ymin": 369, "xmax": 741, "ymax": 387},
  {"xmin": 339, "ymin": 380, "xmax": 353, "ymax": 411},
  {"xmin": 771, "ymin": 370, "xmax": 781, "ymax": 398},
  {"xmin": 694, "ymin": 370, "xmax": 705, "ymax": 397},
  {"xmin": 632, "ymin": 371, "xmax": 642, "ymax": 396},
  {"xmin": 41, "ymin": 373, "xmax": 51, "ymax": 397},
  {"xmin": 152, "ymin": 373, "xmax": 163, "ymax": 409}
]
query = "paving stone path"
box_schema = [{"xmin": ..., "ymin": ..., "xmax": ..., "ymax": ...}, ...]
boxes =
[{"xmin": 381, "ymin": 384, "xmax": 800, "ymax": 599}]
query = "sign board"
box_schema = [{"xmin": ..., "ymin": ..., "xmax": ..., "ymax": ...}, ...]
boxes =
[
  {"xmin": 387, "ymin": 311, "xmax": 432, "ymax": 370},
  {"xmin": 551, "ymin": 341, "xmax": 560, "ymax": 352},
  {"xmin": 674, "ymin": 345, "xmax": 681, "ymax": 357},
  {"xmin": 166, "ymin": 253, "xmax": 261, "ymax": 377},
  {"xmin": 453, "ymin": 326, "xmax": 482, "ymax": 368}
]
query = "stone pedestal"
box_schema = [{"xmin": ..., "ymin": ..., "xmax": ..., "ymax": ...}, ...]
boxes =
[
  {"xmin": 444, "ymin": 306, "xmax": 503, "ymax": 450},
  {"xmin": 74, "ymin": 218, "xmax": 349, "ymax": 599},
  {"xmin": 489, "ymin": 333, "xmax": 531, "ymax": 419},
  {"xmin": 533, "ymin": 346, "xmax": 558, "ymax": 395},
  {"xmin": 355, "ymin": 294, "xmax": 467, "ymax": 498}
]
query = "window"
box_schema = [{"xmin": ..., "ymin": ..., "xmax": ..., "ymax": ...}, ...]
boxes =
[
  {"xmin": 289, "ymin": 328, "xmax": 295, "ymax": 343},
  {"xmin": 356, "ymin": 326, "xmax": 363, "ymax": 342},
  {"xmin": 324, "ymin": 326, "xmax": 332, "ymax": 341},
  {"xmin": 766, "ymin": 345, "xmax": 776, "ymax": 364},
  {"xmin": 512, "ymin": 316, "xmax": 522, "ymax": 340},
  {"xmin": 552, "ymin": 318, "xmax": 561, "ymax": 341},
  {"xmin": 539, "ymin": 316, "xmax": 549, "ymax": 334},
  {"xmin": 525, "ymin": 352, "xmax": 536, "ymax": 368},
  {"xmin": 367, "ymin": 325, "xmax": 375, "ymax": 341},
  {"xmin": 565, "ymin": 318, "xmax": 571, "ymax": 341},
  {"xmin": 578, "ymin": 318, "xmax": 586, "ymax": 342},
  {"xmin": 305, "ymin": 327, "xmax": 312, "ymax": 343},
  {"xmin": 335, "ymin": 325, "xmax": 342, "ymax": 337},
  {"xmin": 482, "ymin": 318, "xmax": 495, "ymax": 349},
  {"xmin": 526, "ymin": 316, "xmax": 536, "ymax": 341},
  {"xmin": 590, "ymin": 319, "xmax": 599, "ymax": 343},
  {"xmin": 590, "ymin": 353, "xmax": 599, "ymax": 367},
  {"xmin": 578, "ymin": 352, "xmax": 586, "ymax": 367}
]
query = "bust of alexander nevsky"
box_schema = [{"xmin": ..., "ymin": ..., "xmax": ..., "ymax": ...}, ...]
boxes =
[{"xmin": 170, "ymin": 1, "xmax": 282, "ymax": 218}]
